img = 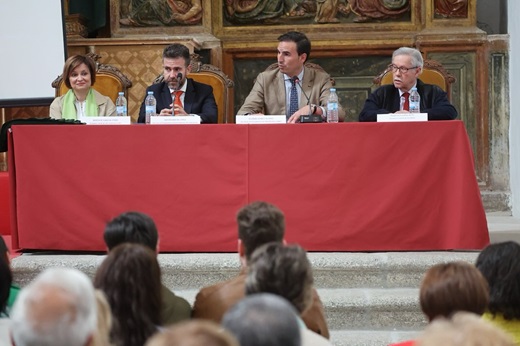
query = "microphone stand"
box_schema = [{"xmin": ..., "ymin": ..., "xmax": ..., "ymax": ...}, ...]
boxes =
[{"xmin": 294, "ymin": 76, "xmax": 322, "ymax": 123}]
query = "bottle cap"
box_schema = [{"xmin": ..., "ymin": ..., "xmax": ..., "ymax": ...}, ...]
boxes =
[
  {"xmin": 118, "ymin": 92, "xmax": 124, "ymax": 95},
  {"xmin": 147, "ymin": 91, "xmax": 153, "ymax": 95},
  {"xmin": 330, "ymin": 88, "xmax": 336, "ymax": 92}
]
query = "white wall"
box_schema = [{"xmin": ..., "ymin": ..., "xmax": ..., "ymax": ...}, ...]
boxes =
[
  {"xmin": 0, "ymin": 0, "xmax": 66, "ymax": 105},
  {"xmin": 509, "ymin": 0, "xmax": 520, "ymax": 216}
]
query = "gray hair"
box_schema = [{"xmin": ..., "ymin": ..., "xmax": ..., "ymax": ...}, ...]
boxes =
[
  {"xmin": 10, "ymin": 267, "xmax": 97, "ymax": 346},
  {"xmin": 222, "ymin": 293, "xmax": 301, "ymax": 346},
  {"xmin": 393, "ymin": 47, "xmax": 424, "ymax": 69}
]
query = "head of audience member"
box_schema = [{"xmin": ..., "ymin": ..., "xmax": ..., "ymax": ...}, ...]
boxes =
[
  {"xmin": 62, "ymin": 55, "xmax": 97, "ymax": 93},
  {"xmin": 236, "ymin": 201, "xmax": 285, "ymax": 265},
  {"xmin": 476, "ymin": 241, "xmax": 520, "ymax": 321},
  {"xmin": 10, "ymin": 267, "xmax": 97, "ymax": 346},
  {"xmin": 390, "ymin": 47, "xmax": 424, "ymax": 92},
  {"xmin": 94, "ymin": 243, "xmax": 162, "ymax": 346},
  {"xmin": 417, "ymin": 311, "xmax": 515, "ymax": 346},
  {"xmin": 245, "ymin": 242, "xmax": 313, "ymax": 315},
  {"xmin": 91, "ymin": 290, "xmax": 113, "ymax": 346},
  {"xmin": 419, "ymin": 261, "xmax": 489, "ymax": 322},
  {"xmin": 0, "ymin": 237, "xmax": 11, "ymax": 316},
  {"xmin": 162, "ymin": 43, "xmax": 191, "ymax": 91},
  {"xmin": 277, "ymin": 31, "xmax": 311, "ymax": 78},
  {"xmin": 104, "ymin": 211, "xmax": 159, "ymax": 252},
  {"xmin": 145, "ymin": 320, "xmax": 239, "ymax": 346},
  {"xmin": 221, "ymin": 293, "xmax": 301, "ymax": 346}
]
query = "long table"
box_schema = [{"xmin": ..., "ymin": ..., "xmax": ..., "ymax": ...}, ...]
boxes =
[{"xmin": 8, "ymin": 121, "xmax": 489, "ymax": 252}]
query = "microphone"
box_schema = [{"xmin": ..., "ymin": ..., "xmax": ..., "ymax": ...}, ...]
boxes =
[{"xmin": 292, "ymin": 76, "xmax": 322, "ymax": 123}]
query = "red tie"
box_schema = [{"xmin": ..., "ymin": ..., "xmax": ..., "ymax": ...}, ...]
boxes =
[
  {"xmin": 402, "ymin": 92, "xmax": 410, "ymax": 111},
  {"xmin": 173, "ymin": 90, "xmax": 183, "ymax": 115}
]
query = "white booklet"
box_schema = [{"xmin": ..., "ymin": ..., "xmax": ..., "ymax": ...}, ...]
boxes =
[
  {"xmin": 150, "ymin": 115, "xmax": 201, "ymax": 124},
  {"xmin": 377, "ymin": 113, "xmax": 428, "ymax": 122},
  {"xmin": 80, "ymin": 116, "xmax": 131, "ymax": 125},
  {"xmin": 235, "ymin": 115, "xmax": 286, "ymax": 124}
]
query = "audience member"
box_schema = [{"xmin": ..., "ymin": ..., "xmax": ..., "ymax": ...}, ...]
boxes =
[
  {"xmin": 476, "ymin": 241, "xmax": 520, "ymax": 344},
  {"xmin": 145, "ymin": 320, "xmax": 239, "ymax": 346},
  {"xmin": 221, "ymin": 293, "xmax": 302, "ymax": 346},
  {"xmin": 0, "ymin": 236, "xmax": 18, "ymax": 317},
  {"xmin": 94, "ymin": 243, "xmax": 162, "ymax": 346},
  {"xmin": 0, "ymin": 238, "xmax": 12, "ymax": 344},
  {"xmin": 237, "ymin": 31, "xmax": 345, "ymax": 123},
  {"xmin": 390, "ymin": 261, "xmax": 490, "ymax": 346},
  {"xmin": 138, "ymin": 43, "xmax": 218, "ymax": 123},
  {"xmin": 104, "ymin": 211, "xmax": 191, "ymax": 325},
  {"xmin": 419, "ymin": 261, "xmax": 489, "ymax": 322},
  {"xmin": 192, "ymin": 201, "xmax": 329, "ymax": 338},
  {"xmin": 245, "ymin": 242, "xmax": 332, "ymax": 346},
  {"xmin": 10, "ymin": 267, "xmax": 97, "ymax": 346},
  {"xmin": 92, "ymin": 290, "xmax": 113, "ymax": 346},
  {"xmin": 50, "ymin": 55, "xmax": 116, "ymax": 119},
  {"xmin": 417, "ymin": 311, "xmax": 515, "ymax": 346},
  {"xmin": 359, "ymin": 46, "xmax": 458, "ymax": 121}
]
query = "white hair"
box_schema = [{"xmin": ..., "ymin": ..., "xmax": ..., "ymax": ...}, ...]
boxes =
[
  {"xmin": 10, "ymin": 267, "xmax": 97, "ymax": 346},
  {"xmin": 393, "ymin": 46, "xmax": 424, "ymax": 69}
]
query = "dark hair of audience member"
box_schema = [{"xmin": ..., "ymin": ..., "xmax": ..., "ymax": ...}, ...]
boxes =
[
  {"xmin": 221, "ymin": 293, "xmax": 301, "ymax": 346},
  {"xmin": 236, "ymin": 201, "xmax": 285, "ymax": 261},
  {"xmin": 476, "ymin": 241, "xmax": 520, "ymax": 320},
  {"xmin": 145, "ymin": 320, "xmax": 239, "ymax": 346},
  {"xmin": 104, "ymin": 211, "xmax": 158, "ymax": 251},
  {"xmin": 245, "ymin": 242, "xmax": 313, "ymax": 314},
  {"xmin": 94, "ymin": 243, "xmax": 162, "ymax": 346},
  {"xmin": 420, "ymin": 261, "xmax": 489, "ymax": 322},
  {"xmin": 0, "ymin": 237, "xmax": 11, "ymax": 315}
]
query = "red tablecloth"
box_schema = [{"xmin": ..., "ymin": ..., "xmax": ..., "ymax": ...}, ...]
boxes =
[{"xmin": 8, "ymin": 121, "xmax": 489, "ymax": 252}]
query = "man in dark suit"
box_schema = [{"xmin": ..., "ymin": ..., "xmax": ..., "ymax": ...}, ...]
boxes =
[
  {"xmin": 359, "ymin": 47, "xmax": 458, "ymax": 122},
  {"xmin": 138, "ymin": 43, "xmax": 218, "ymax": 123},
  {"xmin": 192, "ymin": 201, "xmax": 330, "ymax": 339}
]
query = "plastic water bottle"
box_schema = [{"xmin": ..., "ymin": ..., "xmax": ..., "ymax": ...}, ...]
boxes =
[
  {"xmin": 145, "ymin": 91, "xmax": 156, "ymax": 124},
  {"xmin": 327, "ymin": 88, "xmax": 339, "ymax": 123},
  {"xmin": 115, "ymin": 92, "xmax": 127, "ymax": 117},
  {"xmin": 409, "ymin": 87, "xmax": 420, "ymax": 113}
]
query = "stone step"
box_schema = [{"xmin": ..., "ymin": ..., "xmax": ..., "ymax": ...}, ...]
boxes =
[
  {"xmin": 11, "ymin": 251, "xmax": 480, "ymax": 290},
  {"xmin": 330, "ymin": 330, "xmax": 420, "ymax": 346}
]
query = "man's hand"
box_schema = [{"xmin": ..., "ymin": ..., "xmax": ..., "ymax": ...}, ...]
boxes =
[{"xmin": 287, "ymin": 105, "xmax": 313, "ymax": 123}]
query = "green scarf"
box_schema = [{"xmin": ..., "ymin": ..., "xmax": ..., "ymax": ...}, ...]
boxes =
[{"xmin": 62, "ymin": 88, "xmax": 99, "ymax": 119}]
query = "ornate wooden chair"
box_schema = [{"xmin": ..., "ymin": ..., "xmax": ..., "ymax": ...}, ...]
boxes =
[
  {"xmin": 52, "ymin": 52, "xmax": 132, "ymax": 102},
  {"xmin": 373, "ymin": 59, "xmax": 456, "ymax": 99},
  {"xmin": 153, "ymin": 54, "xmax": 234, "ymax": 124},
  {"xmin": 262, "ymin": 62, "xmax": 336, "ymax": 86}
]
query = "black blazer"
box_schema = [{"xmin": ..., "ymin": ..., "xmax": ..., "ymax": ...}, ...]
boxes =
[
  {"xmin": 358, "ymin": 79, "xmax": 458, "ymax": 122},
  {"xmin": 138, "ymin": 79, "xmax": 218, "ymax": 123}
]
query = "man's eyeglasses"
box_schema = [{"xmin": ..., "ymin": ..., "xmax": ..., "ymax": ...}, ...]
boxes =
[{"xmin": 388, "ymin": 64, "xmax": 419, "ymax": 74}]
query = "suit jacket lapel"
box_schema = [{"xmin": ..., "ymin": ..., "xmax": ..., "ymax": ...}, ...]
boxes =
[
  {"xmin": 183, "ymin": 79, "xmax": 194, "ymax": 114},
  {"xmin": 301, "ymin": 66, "xmax": 314, "ymax": 108},
  {"xmin": 275, "ymin": 71, "xmax": 286, "ymax": 115},
  {"xmin": 161, "ymin": 83, "xmax": 172, "ymax": 110}
]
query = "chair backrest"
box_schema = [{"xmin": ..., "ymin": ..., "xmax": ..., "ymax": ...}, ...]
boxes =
[
  {"xmin": 373, "ymin": 59, "xmax": 456, "ymax": 98},
  {"xmin": 153, "ymin": 54, "xmax": 234, "ymax": 124},
  {"xmin": 262, "ymin": 62, "xmax": 336, "ymax": 86},
  {"xmin": 51, "ymin": 52, "xmax": 132, "ymax": 102}
]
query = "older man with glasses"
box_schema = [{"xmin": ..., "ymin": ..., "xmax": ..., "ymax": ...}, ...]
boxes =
[{"xmin": 358, "ymin": 47, "xmax": 458, "ymax": 121}]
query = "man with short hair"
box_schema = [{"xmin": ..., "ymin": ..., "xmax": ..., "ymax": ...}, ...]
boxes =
[
  {"xmin": 359, "ymin": 46, "xmax": 458, "ymax": 121},
  {"xmin": 103, "ymin": 211, "xmax": 191, "ymax": 325},
  {"xmin": 237, "ymin": 31, "xmax": 345, "ymax": 123},
  {"xmin": 138, "ymin": 43, "xmax": 218, "ymax": 123},
  {"xmin": 221, "ymin": 293, "xmax": 302, "ymax": 346},
  {"xmin": 10, "ymin": 268, "xmax": 97, "ymax": 346},
  {"xmin": 192, "ymin": 201, "xmax": 330, "ymax": 338}
]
